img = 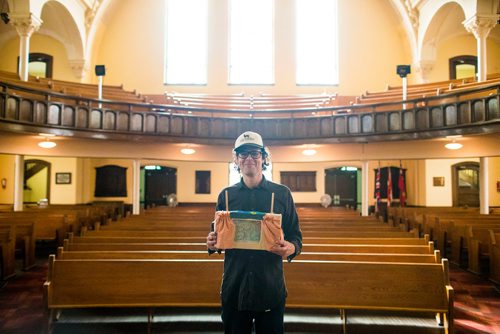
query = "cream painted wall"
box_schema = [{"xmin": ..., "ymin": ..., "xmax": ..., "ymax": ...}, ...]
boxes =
[
  {"xmin": 48, "ymin": 156, "xmax": 79, "ymax": 204},
  {"xmin": 425, "ymin": 158, "xmax": 480, "ymax": 207},
  {"xmin": 30, "ymin": 35, "xmax": 75, "ymax": 81},
  {"xmin": 51, "ymin": 156, "xmax": 500, "ymax": 207},
  {"xmin": 96, "ymin": 0, "xmax": 167, "ymax": 92},
  {"xmin": 336, "ymin": 0, "xmax": 411, "ymax": 93},
  {"xmin": 153, "ymin": 160, "xmax": 229, "ymax": 203},
  {"xmin": 429, "ymin": 34, "xmax": 500, "ymax": 82},
  {"xmin": 95, "ymin": 0, "xmax": 410, "ymax": 95},
  {"xmin": 489, "ymin": 157, "xmax": 500, "ymax": 207},
  {"xmin": 0, "ymin": 153, "xmax": 497, "ymax": 207},
  {"xmin": 272, "ymin": 159, "xmax": 422, "ymax": 206},
  {"xmin": 0, "ymin": 34, "xmax": 76, "ymax": 81},
  {"xmin": 25, "ymin": 156, "xmax": 80, "ymax": 204},
  {"xmin": 431, "ymin": 34, "xmax": 476, "ymax": 82},
  {"xmin": 75, "ymin": 158, "xmax": 85, "ymax": 203},
  {"xmin": 414, "ymin": 159, "xmax": 427, "ymax": 206},
  {"xmin": 0, "ymin": 1, "xmax": 497, "ymax": 92},
  {"xmin": 1, "ymin": 1, "xmax": 496, "ymax": 93},
  {"xmin": 0, "ymin": 154, "xmax": 15, "ymax": 204},
  {"xmin": 272, "ymin": 161, "xmax": 368, "ymax": 204},
  {"xmin": 0, "ymin": 36, "xmax": 19, "ymax": 73},
  {"xmin": 83, "ymin": 158, "xmax": 134, "ymax": 203},
  {"xmin": 273, "ymin": 162, "xmax": 326, "ymax": 204},
  {"xmin": 486, "ymin": 38, "xmax": 500, "ymax": 76}
]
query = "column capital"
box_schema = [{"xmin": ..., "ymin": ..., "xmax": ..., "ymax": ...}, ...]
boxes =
[
  {"xmin": 9, "ymin": 13, "xmax": 42, "ymax": 37},
  {"xmin": 463, "ymin": 14, "xmax": 498, "ymax": 40},
  {"xmin": 68, "ymin": 59, "xmax": 90, "ymax": 80},
  {"xmin": 412, "ymin": 60, "xmax": 435, "ymax": 83}
]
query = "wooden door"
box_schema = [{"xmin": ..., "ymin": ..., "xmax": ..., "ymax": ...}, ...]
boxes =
[
  {"xmin": 144, "ymin": 167, "xmax": 177, "ymax": 207},
  {"xmin": 452, "ymin": 162, "xmax": 479, "ymax": 207},
  {"xmin": 325, "ymin": 167, "xmax": 357, "ymax": 208}
]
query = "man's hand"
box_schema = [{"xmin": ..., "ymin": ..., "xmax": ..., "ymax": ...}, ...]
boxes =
[
  {"xmin": 269, "ymin": 240, "xmax": 295, "ymax": 259},
  {"xmin": 207, "ymin": 231, "xmax": 218, "ymax": 251}
]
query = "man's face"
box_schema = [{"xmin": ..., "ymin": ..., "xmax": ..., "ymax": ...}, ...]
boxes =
[{"xmin": 236, "ymin": 148, "xmax": 263, "ymax": 177}]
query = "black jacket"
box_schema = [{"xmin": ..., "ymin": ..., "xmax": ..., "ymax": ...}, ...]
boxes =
[{"xmin": 213, "ymin": 176, "xmax": 302, "ymax": 311}]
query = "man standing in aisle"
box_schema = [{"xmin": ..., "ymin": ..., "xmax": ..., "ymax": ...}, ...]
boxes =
[{"xmin": 207, "ymin": 131, "xmax": 302, "ymax": 334}]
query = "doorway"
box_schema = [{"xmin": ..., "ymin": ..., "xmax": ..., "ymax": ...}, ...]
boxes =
[
  {"xmin": 23, "ymin": 159, "xmax": 51, "ymax": 204},
  {"xmin": 143, "ymin": 166, "xmax": 177, "ymax": 207},
  {"xmin": 17, "ymin": 53, "xmax": 54, "ymax": 78},
  {"xmin": 452, "ymin": 162, "xmax": 479, "ymax": 207},
  {"xmin": 449, "ymin": 55, "xmax": 477, "ymax": 80},
  {"xmin": 325, "ymin": 167, "xmax": 358, "ymax": 209}
]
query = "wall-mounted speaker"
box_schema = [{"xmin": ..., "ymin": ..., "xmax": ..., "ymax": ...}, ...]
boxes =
[
  {"xmin": 95, "ymin": 65, "xmax": 106, "ymax": 76},
  {"xmin": 396, "ymin": 65, "xmax": 411, "ymax": 78}
]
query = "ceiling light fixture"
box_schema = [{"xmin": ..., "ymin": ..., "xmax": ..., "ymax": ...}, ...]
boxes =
[
  {"xmin": 302, "ymin": 148, "xmax": 317, "ymax": 156},
  {"xmin": 444, "ymin": 141, "xmax": 463, "ymax": 150},
  {"xmin": 38, "ymin": 139, "xmax": 56, "ymax": 149},
  {"xmin": 180, "ymin": 148, "xmax": 195, "ymax": 155},
  {"xmin": 444, "ymin": 135, "xmax": 463, "ymax": 150},
  {"xmin": 38, "ymin": 133, "xmax": 57, "ymax": 149}
]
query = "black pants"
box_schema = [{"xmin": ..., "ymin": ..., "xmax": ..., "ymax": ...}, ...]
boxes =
[{"xmin": 221, "ymin": 300, "xmax": 285, "ymax": 334}]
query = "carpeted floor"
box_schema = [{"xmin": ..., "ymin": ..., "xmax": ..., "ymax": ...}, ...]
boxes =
[
  {"xmin": 1, "ymin": 251, "xmax": 499, "ymax": 334},
  {"xmin": 450, "ymin": 266, "xmax": 500, "ymax": 334}
]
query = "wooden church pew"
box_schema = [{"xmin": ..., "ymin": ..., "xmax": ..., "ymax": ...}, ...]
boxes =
[{"xmin": 43, "ymin": 256, "xmax": 453, "ymax": 334}]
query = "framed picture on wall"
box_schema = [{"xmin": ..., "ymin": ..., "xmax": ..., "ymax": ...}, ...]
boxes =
[
  {"xmin": 55, "ymin": 172, "xmax": 71, "ymax": 184},
  {"xmin": 433, "ymin": 176, "xmax": 445, "ymax": 187}
]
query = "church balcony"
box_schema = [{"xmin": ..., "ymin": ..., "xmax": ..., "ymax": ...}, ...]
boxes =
[{"xmin": 0, "ymin": 81, "xmax": 499, "ymax": 146}]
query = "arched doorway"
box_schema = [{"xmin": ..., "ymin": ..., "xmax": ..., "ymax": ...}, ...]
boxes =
[
  {"xmin": 17, "ymin": 53, "xmax": 54, "ymax": 78},
  {"xmin": 24, "ymin": 159, "xmax": 51, "ymax": 204},
  {"xmin": 449, "ymin": 55, "xmax": 477, "ymax": 80},
  {"xmin": 452, "ymin": 162, "xmax": 479, "ymax": 207},
  {"xmin": 324, "ymin": 167, "xmax": 359, "ymax": 209},
  {"xmin": 142, "ymin": 166, "xmax": 177, "ymax": 207}
]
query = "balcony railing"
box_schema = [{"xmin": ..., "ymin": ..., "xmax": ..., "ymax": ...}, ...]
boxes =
[{"xmin": 1, "ymin": 81, "xmax": 499, "ymax": 144}]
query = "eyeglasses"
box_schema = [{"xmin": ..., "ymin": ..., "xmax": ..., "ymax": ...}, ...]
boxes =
[{"xmin": 237, "ymin": 151, "xmax": 262, "ymax": 159}]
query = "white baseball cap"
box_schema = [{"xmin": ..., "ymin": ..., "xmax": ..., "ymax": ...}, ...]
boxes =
[{"xmin": 234, "ymin": 131, "xmax": 264, "ymax": 152}]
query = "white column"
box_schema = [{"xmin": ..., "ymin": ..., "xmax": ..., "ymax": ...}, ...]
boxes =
[
  {"xmin": 402, "ymin": 76, "xmax": 408, "ymax": 110},
  {"xmin": 463, "ymin": 15, "xmax": 497, "ymax": 82},
  {"xmin": 13, "ymin": 155, "xmax": 24, "ymax": 212},
  {"xmin": 361, "ymin": 160, "xmax": 369, "ymax": 216},
  {"xmin": 479, "ymin": 157, "xmax": 489, "ymax": 215},
  {"xmin": 10, "ymin": 14, "xmax": 42, "ymax": 81},
  {"xmin": 97, "ymin": 76, "xmax": 103, "ymax": 108},
  {"xmin": 19, "ymin": 34, "xmax": 30, "ymax": 81},
  {"xmin": 132, "ymin": 159, "xmax": 141, "ymax": 215}
]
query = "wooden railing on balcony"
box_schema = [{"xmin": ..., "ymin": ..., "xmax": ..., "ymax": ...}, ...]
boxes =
[{"xmin": 0, "ymin": 80, "xmax": 499, "ymax": 144}]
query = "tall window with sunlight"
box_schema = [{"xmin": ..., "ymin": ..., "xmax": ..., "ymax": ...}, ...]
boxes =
[
  {"xmin": 165, "ymin": 0, "xmax": 208, "ymax": 85},
  {"xmin": 296, "ymin": 0, "xmax": 338, "ymax": 85},
  {"xmin": 229, "ymin": 0, "xmax": 274, "ymax": 84}
]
